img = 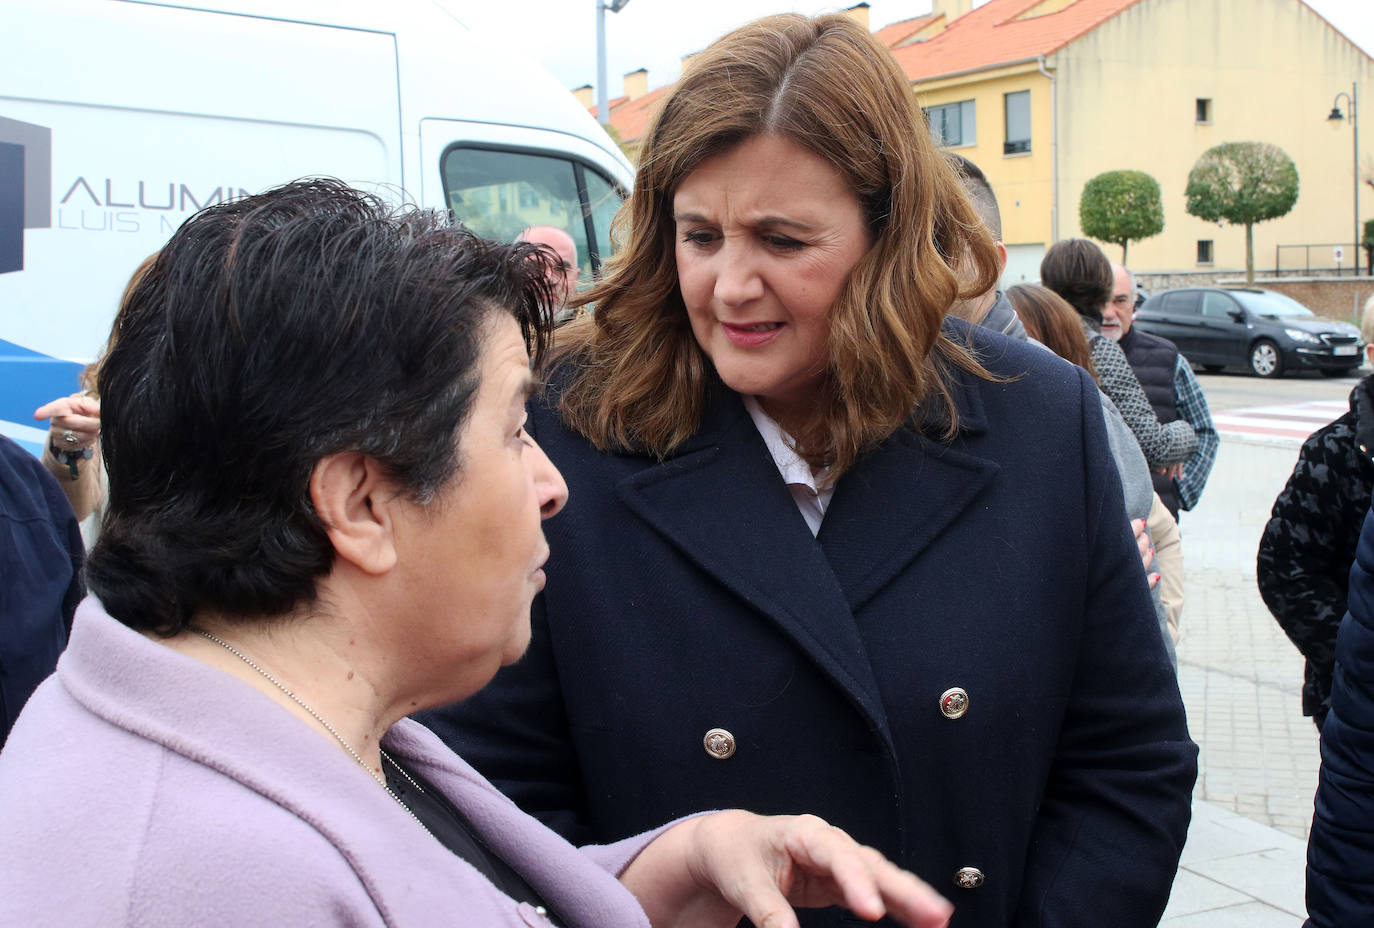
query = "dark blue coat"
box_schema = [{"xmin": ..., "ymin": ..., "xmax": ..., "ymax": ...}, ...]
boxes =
[
  {"xmin": 0, "ymin": 435, "xmax": 82, "ymax": 748},
  {"xmin": 422, "ymin": 324, "xmax": 1197, "ymax": 928},
  {"xmin": 1306, "ymin": 492, "xmax": 1374, "ymax": 926}
]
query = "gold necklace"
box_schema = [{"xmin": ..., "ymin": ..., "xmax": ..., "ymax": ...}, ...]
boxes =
[{"xmin": 192, "ymin": 628, "xmax": 429, "ymax": 833}]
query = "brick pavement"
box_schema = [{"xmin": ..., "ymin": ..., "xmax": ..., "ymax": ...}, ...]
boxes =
[
  {"xmin": 1159, "ymin": 434, "xmax": 1323, "ymax": 924},
  {"xmin": 1175, "ymin": 437, "xmax": 1320, "ymax": 839}
]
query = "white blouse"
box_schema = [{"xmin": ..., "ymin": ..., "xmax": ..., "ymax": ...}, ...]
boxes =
[{"xmin": 742, "ymin": 395, "xmax": 834, "ymax": 537}]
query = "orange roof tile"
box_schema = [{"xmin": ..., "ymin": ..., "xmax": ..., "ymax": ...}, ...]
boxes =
[
  {"xmin": 872, "ymin": 13, "xmax": 940, "ymax": 48},
  {"xmin": 586, "ymin": 84, "xmax": 672, "ymax": 144},
  {"xmin": 602, "ymin": 83, "xmax": 673, "ymax": 144},
  {"xmin": 892, "ymin": 0, "xmax": 1144, "ymax": 83},
  {"xmin": 585, "ymin": 94, "xmax": 628, "ymax": 119}
]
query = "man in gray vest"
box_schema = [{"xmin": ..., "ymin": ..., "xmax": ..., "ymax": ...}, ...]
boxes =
[{"xmin": 1105, "ymin": 262, "xmax": 1217, "ymax": 519}]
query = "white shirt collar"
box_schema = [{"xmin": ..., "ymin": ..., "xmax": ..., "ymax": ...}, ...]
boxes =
[{"xmin": 742, "ymin": 396, "xmax": 834, "ymax": 536}]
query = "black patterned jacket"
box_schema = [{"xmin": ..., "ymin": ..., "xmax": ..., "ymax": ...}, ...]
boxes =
[
  {"xmin": 1082, "ymin": 317, "xmax": 1197, "ymax": 469},
  {"xmin": 1257, "ymin": 375, "xmax": 1374, "ymax": 727}
]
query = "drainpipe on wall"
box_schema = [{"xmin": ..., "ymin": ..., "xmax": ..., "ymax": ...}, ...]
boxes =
[{"xmin": 1037, "ymin": 55, "xmax": 1058, "ymax": 243}]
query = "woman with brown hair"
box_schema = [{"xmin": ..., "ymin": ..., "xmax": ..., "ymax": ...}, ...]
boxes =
[
  {"xmin": 1004, "ymin": 283, "xmax": 1098, "ymax": 379},
  {"xmin": 423, "ymin": 14, "xmax": 1195, "ymax": 928},
  {"xmin": 32, "ymin": 253, "xmax": 158, "ymax": 533}
]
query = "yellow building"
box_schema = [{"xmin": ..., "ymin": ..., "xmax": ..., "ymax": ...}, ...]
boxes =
[{"xmin": 896, "ymin": 0, "xmax": 1374, "ymax": 282}]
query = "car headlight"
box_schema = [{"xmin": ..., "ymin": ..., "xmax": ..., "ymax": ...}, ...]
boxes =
[{"xmin": 1285, "ymin": 329, "xmax": 1321, "ymax": 344}]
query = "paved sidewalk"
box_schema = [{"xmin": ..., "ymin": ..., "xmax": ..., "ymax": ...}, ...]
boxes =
[
  {"xmin": 1161, "ymin": 800, "xmax": 1308, "ymax": 925},
  {"xmin": 1159, "ymin": 435, "xmax": 1321, "ymax": 924}
]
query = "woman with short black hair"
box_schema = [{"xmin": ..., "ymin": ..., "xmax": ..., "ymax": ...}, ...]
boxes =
[{"xmin": 0, "ymin": 179, "xmax": 952, "ymax": 928}]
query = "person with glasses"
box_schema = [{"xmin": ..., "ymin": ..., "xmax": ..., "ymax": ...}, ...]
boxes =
[{"xmin": 1102, "ymin": 263, "xmax": 1217, "ymax": 521}]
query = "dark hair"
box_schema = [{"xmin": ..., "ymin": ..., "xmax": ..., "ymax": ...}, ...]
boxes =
[
  {"xmin": 87, "ymin": 179, "xmax": 556, "ymax": 635},
  {"xmin": 1039, "ymin": 238, "xmax": 1113, "ymax": 321},
  {"xmin": 1004, "ymin": 284, "xmax": 1099, "ymax": 383},
  {"xmin": 946, "ymin": 153, "xmax": 1001, "ymax": 241},
  {"xmin": 555, "ymin": 13, "xmax": 1001, "ymax": 477}
]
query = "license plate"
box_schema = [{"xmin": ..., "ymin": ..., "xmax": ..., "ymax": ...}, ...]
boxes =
[{"xmin": 1335, "ymin": 345, "xmax": 1358, "ymax": 356}]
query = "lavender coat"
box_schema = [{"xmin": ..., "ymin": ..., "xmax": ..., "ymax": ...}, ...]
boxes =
[{"xmin": 0, "ymin": 599, "xmax": 660, "ymax": 927}]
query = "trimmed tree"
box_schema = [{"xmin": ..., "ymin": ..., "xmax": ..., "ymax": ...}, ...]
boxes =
[
  {"xmin": 1185, "ymin": 141, "xmax": 1299, "ymax": 284},
  {"xmin": 1079, "ymin": 170, "xmax": 1164, "ymax": 264}
]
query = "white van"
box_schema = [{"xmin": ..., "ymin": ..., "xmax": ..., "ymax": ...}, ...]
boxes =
[{"xmin": 0, "ymin": 0, "xmax": 633, "ymax": 454}]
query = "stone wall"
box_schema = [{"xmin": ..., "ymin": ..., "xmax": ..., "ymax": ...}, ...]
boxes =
[{"xmin": 1132, "ymin": 272, "xmax": 1374, "ymax": 324}]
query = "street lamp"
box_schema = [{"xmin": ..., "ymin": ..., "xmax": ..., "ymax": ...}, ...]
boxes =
[
  {"xmin": 1328, "ymin": 82, "xmax": 1360, "ymax": 277},
  {"xmin": 596, "ymin": 0, "xmax": 632, "ymax": 125}
]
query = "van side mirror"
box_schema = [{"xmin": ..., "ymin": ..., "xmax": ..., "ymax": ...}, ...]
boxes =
[{"xmin": 1228, "ymin": 308, "xmax": 1245, "ymax": 323}]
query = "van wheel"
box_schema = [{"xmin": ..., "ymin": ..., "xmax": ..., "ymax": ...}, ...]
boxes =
[{"xmin": 1249, "ymin": 340, "xmax": 1283, "ymax": 378}]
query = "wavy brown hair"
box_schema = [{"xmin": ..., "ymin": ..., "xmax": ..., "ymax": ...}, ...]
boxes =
[
  {"xmin": 1005, "ymin": 284, "xmax": 1099, "ymax": 384},
  {"xmin": 554, "ymin": 12, "xmax": 1001, "ymax": 476},
  {"xmin": 79, "ymin": 251, "xmax": 160, "ymax": 394}
]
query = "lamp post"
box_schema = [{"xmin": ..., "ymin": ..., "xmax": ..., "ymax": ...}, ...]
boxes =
[
  {"xmin": 596, "ymin": 0, "xmax": 632, "ymax": 124},
  {"xmin": 1328, "ymin": 82, "xmax": 1360, "ymax": 276}
]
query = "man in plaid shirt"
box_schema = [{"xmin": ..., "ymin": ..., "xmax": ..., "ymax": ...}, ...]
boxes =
[{"xmin": 1104, "ymin": 263, "xmax": 1218, "ymax": 517}]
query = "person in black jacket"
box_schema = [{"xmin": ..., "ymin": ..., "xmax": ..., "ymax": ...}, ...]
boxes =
[
  {"xmin": 1305, "ymin": 488, "xmax": 1374, "ymax": 925},
  {"xmin": 0, "ymin": 434, "xmax": 83, "ymax": 748},
  {"xmin": 1257, "ymin": 307, "xmax": 1374, "ymax": 730}
]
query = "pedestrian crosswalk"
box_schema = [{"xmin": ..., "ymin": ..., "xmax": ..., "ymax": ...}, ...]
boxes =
[{"xmin": 1213, "ymin": 400, "xmax": 1348, "ymax": 445}]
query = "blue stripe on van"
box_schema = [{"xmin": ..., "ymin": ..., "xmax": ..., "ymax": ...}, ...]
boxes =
[{"xmin": 0, "ymin": 339, "xmax": 84, "ymax": 457}]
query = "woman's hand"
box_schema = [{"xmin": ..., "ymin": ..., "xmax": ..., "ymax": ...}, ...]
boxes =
[
  {"xmin": 34, "ymin": 392, "xmax": 104, "ymax": 519},
  {"xmin": 1132, "ymin": 519, "xmax": 1160, "ymax": 589},
  {"xmin": 35, "ymin": 393, "xmax": 101, "ymax": 449},
  {"xmin": 621, "ymin": 810, "xmax": 952, "ymax": 928}
]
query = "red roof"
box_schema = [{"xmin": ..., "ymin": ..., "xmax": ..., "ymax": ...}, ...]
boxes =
[
  {"xmin": 598, "ymin": 83, "xmax": 672, "ymax": 144},
  {"xmin": 892, "ymin": 0, "xmax": 1144, "ymax": 83},
  {"xmin": 872, "ymin": 13, "xmax": 941, "ymax": 48}
]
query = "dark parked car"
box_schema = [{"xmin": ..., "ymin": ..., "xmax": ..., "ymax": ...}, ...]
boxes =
[{"xmin": 1134, "ymin": 287, "xmax": 1362, "ymax": 378}]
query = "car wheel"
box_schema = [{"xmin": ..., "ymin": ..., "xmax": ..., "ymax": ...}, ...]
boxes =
[
  {"xmin": 1249, "ymin": 339, "xmax": 1283, "ymax": 378},
  {"xmin": 1202, "ymin": 364, "xmax": 1224, "ymax": 373}
]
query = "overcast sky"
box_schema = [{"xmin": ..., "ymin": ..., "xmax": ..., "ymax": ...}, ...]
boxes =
[{"xmin": 446, "ymin": 0, "xmax": 1374, "ymax": 98}]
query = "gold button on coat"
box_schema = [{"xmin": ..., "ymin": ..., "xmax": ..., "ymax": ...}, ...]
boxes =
[
  {"xmin": 703, "ymin": 728, "xmax": 736, "ymax": 759},
  {"xmin": 954, "ymin": 867, "xmax": 984, "ymax": 889},
  {"xmin": 940, "ymin": 687, "xmax": 970, "ymax": 719}
]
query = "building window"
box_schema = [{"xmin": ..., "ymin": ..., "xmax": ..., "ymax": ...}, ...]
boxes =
[
  {"xmin": 1197, "ymin": 240, "xmax": 1214, "ymax": 265},
  {"xmin": 1196, "ymin": 98, "xmax": 1212, "ymax": 124},
  {"xmin": 924, "ymin": 100, "xmax": 976, "ymax": 147},
  {"xmin": 1004, "ymin": 90, "xmax": 1031, "ymax": 154}
]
